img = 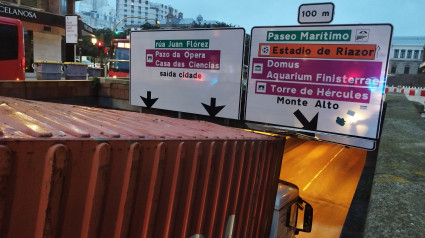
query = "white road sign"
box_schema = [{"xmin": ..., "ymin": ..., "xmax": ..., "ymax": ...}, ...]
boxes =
[
  {"xmin": 246, "ymin": 24, "xmax": 392, "ymax": 142},
  {"xmin": 298, "ymin": 2, "xmax": 335, "ymax": 24},
  {"xmin": 130, "ymin": 28, "xmax": 245, "ymax": 119},
  {"xmin": 65, "ymin": 15, "xmax": 78, "ymax": 44}
]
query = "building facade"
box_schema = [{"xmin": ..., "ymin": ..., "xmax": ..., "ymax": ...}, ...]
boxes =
[
  {"xmin": 158, "ymin": 13, "xmax": 219, "ymax": 29},
  {"xmin": 389, "ymin": 36, "xmax": 425, "ymax": 75},
  {"xmin": 76, "ymin": 0, "xmax": 221, "ymax": 32},
  {"xmin": 115, "ymin": 0, "xmax": 182, "ymax": 30},
  {"xmin": 0, "ymin": 0, "xmax": 92, "ymax": 72},
  {"xmin": 76, "ymin": 0, "xmax": 186, "ymax": 31},
  {"xmin": 77, "ymin": 0, "xmax": 116, "ymax": 29}
]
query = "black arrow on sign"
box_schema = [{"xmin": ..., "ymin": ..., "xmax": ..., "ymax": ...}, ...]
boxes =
[
  {"xmin": 140, "ymin": 91, "xmax": 158, "ymax": 108},
  {"xmin": 294, "ymin": 109, "xmax": 319, "ymax": 131},
  {"xmin": 201, "ymin": 97, "xmax": 225, "ymax": 117}
]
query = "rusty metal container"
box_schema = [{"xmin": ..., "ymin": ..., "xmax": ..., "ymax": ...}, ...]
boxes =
[{"xmin": 0, "ymin": 96, "xmax": 284, "ymax": 238}]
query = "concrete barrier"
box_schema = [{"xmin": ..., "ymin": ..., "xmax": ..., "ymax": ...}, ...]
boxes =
[{"xmin": 385, "ymin": 86, "xmax": 425, "ymax": 105}]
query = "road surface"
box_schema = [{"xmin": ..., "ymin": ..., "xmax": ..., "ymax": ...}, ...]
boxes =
[{"xmin": 280, "ymin": 138, "xmax": 367, "ymax": 238}]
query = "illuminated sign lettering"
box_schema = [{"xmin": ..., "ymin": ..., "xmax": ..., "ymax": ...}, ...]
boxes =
[
  {"xmin": 0, "ymin": 5, "xmax": 37, "ymax": 19},
  {"xmin": 117, "ymin": 42, "xmax": 130, "ymax": 48},
  {"xmin": 267, "ymin": 30, "xmax": 351, "ymax": 41},
  {"xmin": 154, "ymin": 39, "xmax": 209, "ymax": 48}
]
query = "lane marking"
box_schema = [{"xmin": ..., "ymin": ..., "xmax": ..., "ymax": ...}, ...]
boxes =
[{"xmin": 303, "ymin": 147, "xmax": 344, "ymax": 191}]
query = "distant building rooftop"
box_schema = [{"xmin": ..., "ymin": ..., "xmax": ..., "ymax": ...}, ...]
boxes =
[{"xmin": 392, "ymin": 36, "xmax": 425, "ymax": 46}]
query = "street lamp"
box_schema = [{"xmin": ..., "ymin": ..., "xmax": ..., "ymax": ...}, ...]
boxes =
[
  {"xmin": 91, "ymin": 37, "xmax": 97, "ymax": 45},
  {"xmin": 91, "ymin": 36, "xmax": 98, "ymax": 65},
  {"xmin": 113, "ymin": 16, "xmax": 159, "ymax": 34}
]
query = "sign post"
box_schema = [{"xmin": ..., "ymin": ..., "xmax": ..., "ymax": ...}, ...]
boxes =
[
  {"xmin": 246, "ymin": 24, "xmax": 392, "ymax": 149},
  {"xmin": 130, "ymin": 29, "xmax": 245, "ymax": 119}
]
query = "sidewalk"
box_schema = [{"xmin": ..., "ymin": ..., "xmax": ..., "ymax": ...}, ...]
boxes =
[{"xmin": 363, "ymin": 93, "xmax": 425, "ymax": 237}]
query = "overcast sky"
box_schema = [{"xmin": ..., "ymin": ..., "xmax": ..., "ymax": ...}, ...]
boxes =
[{"xmin": 143, "ymin": 0, "xmax": 425, "ymax": 36}]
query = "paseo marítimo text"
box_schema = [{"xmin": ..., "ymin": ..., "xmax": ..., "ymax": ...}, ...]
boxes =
[{"xmin": 267, "ymin": 31, "xmax": 350, "ymax": 41}]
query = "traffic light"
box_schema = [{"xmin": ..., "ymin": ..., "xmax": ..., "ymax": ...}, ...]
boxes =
[{"xmin": 97, "ymin": 41, "xmax": 103, "ymax": 51}]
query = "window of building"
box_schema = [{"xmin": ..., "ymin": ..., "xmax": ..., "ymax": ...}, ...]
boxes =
[
  {"xmin": 414, "ymin": 50, "xmax": 419, "ymax": 59},
  {"xmin": 407, "ymin": 50, "xmax": 412, "ymax": 59},
  {"xmin": 421, "ymin": 50, "xmax": 424, "ymax": 59},
  {"xmin": 400, "ymin": 50, "xmax": 406, "ymax": 58},
  {"xmin": 390, "ymin": 66, "xmax": 396, "ymax": 74},
  {"xmin": 23, "ymin": 0, "xmax": 61, "ymax": 14},
  {"xmin": 394, "ymin": 49, "xmax": 399, "ymax": 58},
  {"xmin": 404, "ymin": 66, "xmax": 410, "ymax": 74},
  {"xmin": 146, "ymin": 1, "xmax": 149, "ymax": 4}
]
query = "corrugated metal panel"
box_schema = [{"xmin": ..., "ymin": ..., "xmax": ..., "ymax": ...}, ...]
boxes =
[
  {"xmin": 0, "ymin": 97, "xmax": 263, "ymax": 140},
  {"xmin": 0, "ymin": 96, "xmax": 284, "ymax": 238}
]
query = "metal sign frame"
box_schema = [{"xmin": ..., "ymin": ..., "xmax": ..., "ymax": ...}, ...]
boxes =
[
  {"xmin": 130, "ymin": 28, "xmax": 245, "ymax": 119},
  {"xmin": 245, "ymin": 24, "xmax": 393, "ymax": 147}
]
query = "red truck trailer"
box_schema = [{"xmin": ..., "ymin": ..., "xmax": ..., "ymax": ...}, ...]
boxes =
[
  {"xmin": 0, "ymin": 96, "xmax": 300, "ymax": 238},
  {"xmin": 0, "ymin": 16, "xmax": 25, "ymax": 81}
]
